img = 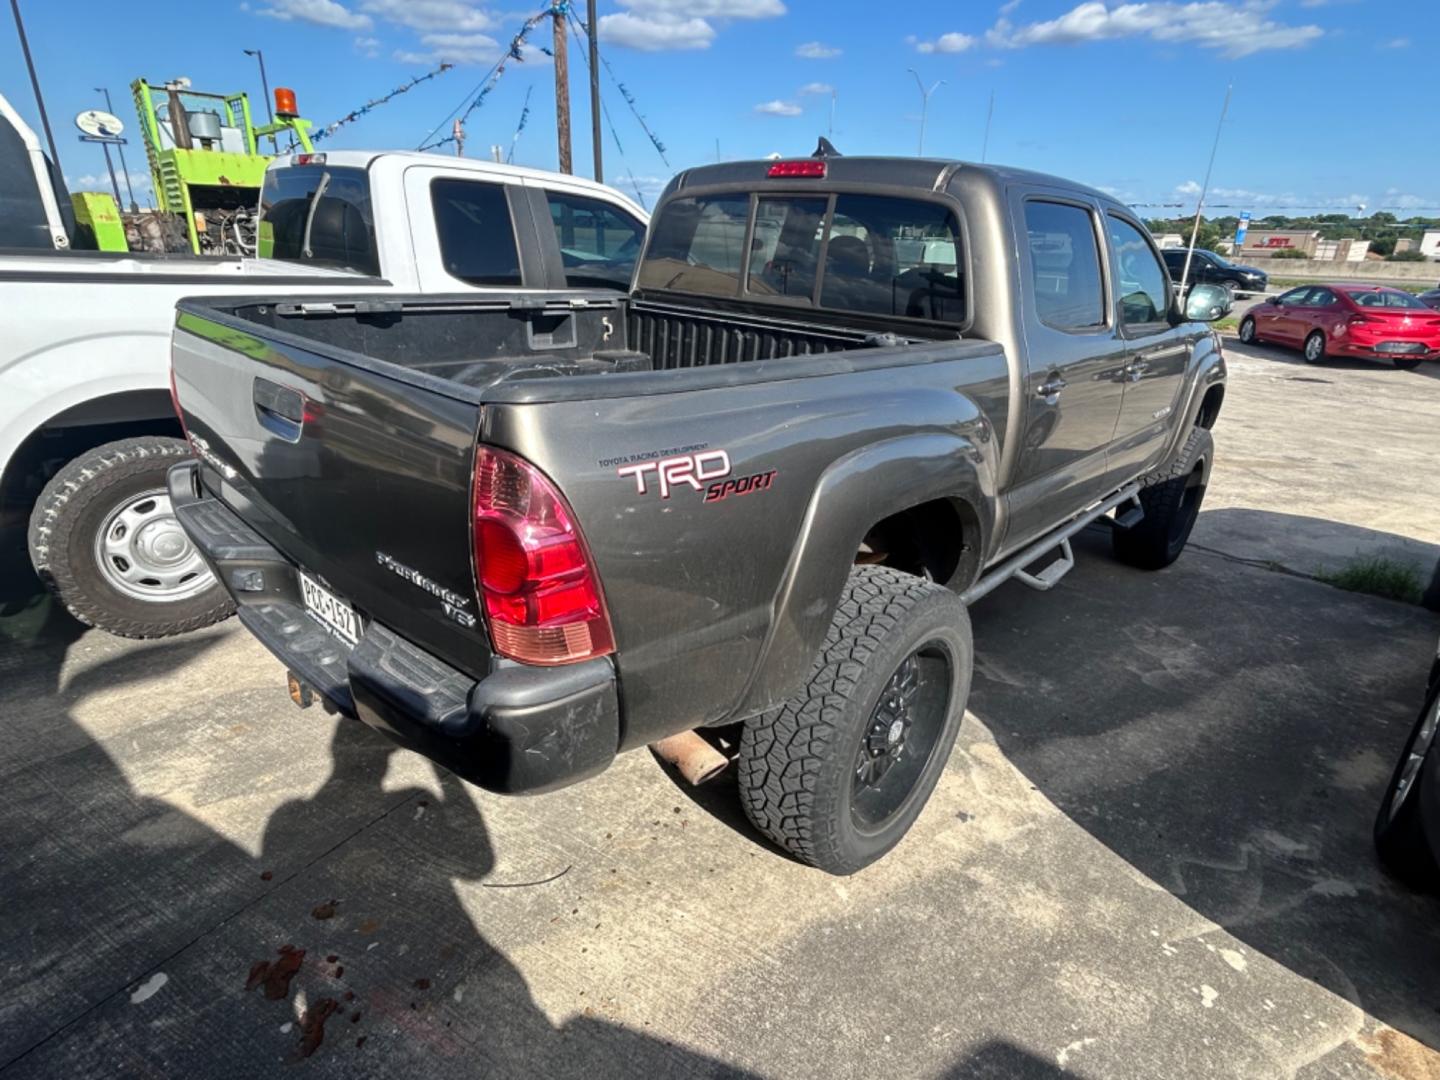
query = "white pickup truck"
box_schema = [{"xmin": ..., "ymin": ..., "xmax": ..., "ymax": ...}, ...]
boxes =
[{"xmin": 0, "ymin": 149, "xmax": 647, "ymax": 637}]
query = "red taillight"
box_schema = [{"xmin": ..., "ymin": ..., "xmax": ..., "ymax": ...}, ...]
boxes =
[
  {"xmin": 472, "ymin": 447, "xmax": 614, "ymax": 665},
  {"xmin": 767, "ymin": 159, "xmax": 826, "ymax": 178},
  {"xmin": 1348, "ymin": 314, "xmax": 1377, "ymax": 326},
  {"xmin": 292, "ymin": 152, "xmax": 326, "ymax": 166}
]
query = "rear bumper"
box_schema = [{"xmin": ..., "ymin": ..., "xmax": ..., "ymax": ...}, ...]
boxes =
[
  {"xmin": 1333, "ymin": 340, "xmax": 1438, "ymax": 360},
  {"xmin": 168, "ymin": 461, "xmax": 620, "ymax": 794}
]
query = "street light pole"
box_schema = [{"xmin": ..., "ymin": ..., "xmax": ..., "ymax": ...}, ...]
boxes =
[
  {"xmin": 243, "ymin": 48, "xmax": 276, "ymax": 151},
  {"xmin": 95, "ymin": 87, "xmax": 137, "ymax": 211},
  {"xmin": 907, "ymin": 69, "xmax": 943, "ymax": 157}
]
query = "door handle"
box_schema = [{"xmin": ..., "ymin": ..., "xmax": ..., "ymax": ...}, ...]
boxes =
[
  {"xmin": 1035, "ymin": 375, "xmax": 1067, "ymax": 401},
  {"xmin": 253, "ymin": 377, "xmax": 307, "ymax": 442},
  {"xmin": 1125, "ymin": 359, "xmax": 1150, "ymax": 382}
]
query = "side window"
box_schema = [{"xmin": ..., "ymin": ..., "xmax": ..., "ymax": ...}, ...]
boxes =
[
  {"xmin": 1107, "ymin": 215, "xmax": 1170, "ymax": 327},
  {"xmin": 819, "ymin": 194, "xmax": 965, "ymax": 323},
  {"xmin": 1024, "ymin": 201, "xmax": 1105, "ymax": 331},
  {"xmin": 1278, "ymin": 286, "xmax": 1312, "ymax": 306},
  {"xmin": 1309, "ymin": 287, "xmax": 1338, "ymax": 307},
  {"xmin": 746, "ymin": 196, "xmax": 828, "ymax": 299},
  {"xmin": 545, "ymin": 191, "xmax": 646, "ymax": 290},
  {"xmin": 635, "ymin": 195, "xmax": 749, "ymax": 296},
  {"xmin": 431, "ymin": 178, "xmax": 522, "ymax": 287}
]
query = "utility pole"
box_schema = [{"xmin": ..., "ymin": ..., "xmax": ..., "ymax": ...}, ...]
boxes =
[
  {"xmin": 9, "ymin": 0, "xmax": 62, "ymax": 173},
  {"xmin": 906, "ymin": 69, "xmax": 943, "ymax": 157},
  {"xmin": 552, "ymin": 2, "xmax": 572, "ymax": 174},
  {"xmin": 453, "ymin": 118, "xmax": 465, "ymax": 157},
  {"xmin": 95, "ymin": 86, "xmax": 137, "ymax": 210},
  {"xmin": 243, "ymin": 49, "xmax": 276, "ymax": 152},
  {"xmin": 586, "ymin": 0, "xmax": 602, "ymax": 182}
]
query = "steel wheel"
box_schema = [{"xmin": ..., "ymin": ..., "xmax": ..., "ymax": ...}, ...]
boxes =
[
  {"xmin": 93, "ymin": 488, "xmax": 213, "ymax": 603},
  {"xmin": 1387, "ymin": 690, "xmax": 1439, "ymax": 825},
  {"xmin": 851, "ymin": 639, "xmax": 955, "ymax": 831}
]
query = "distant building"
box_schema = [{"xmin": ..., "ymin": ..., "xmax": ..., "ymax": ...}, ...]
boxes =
[
  {"xmin": 1421, "ymin": 230, "xmax": 1440, "ymax": 259},
  {"xmin": 1394, "ymin": 238, "xmax": 1415, "ymax": 254},
  {"xmin": 1313, "ymin": 239, "xmax": 1371, "ymax": 263},
  {"xmin": 1153, "ymin": 233, "xmax": 1184, "ymax": 249},
  {"xmin": 1240, "ymin": 229, "xmax": 1319, "ymax": 258}
]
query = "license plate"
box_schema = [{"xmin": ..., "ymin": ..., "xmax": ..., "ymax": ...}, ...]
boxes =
[
  {"xmin": 300, "ymin": 572, "xmax": 361, "ymax": 645},
  {"xmin": 1376, "ymin": 341, "xmax": 1425, "ymax": 355}
]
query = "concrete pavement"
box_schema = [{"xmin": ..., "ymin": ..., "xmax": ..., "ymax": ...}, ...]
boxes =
[{"xmin": 1, "ymin": 336, "xmax": 1438, "ymax": 1079}]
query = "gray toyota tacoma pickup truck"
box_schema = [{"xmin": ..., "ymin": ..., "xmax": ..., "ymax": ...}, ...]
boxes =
[{"xmin": 168, "ymin": 153, "xmax": 1229, "ymax": 874}]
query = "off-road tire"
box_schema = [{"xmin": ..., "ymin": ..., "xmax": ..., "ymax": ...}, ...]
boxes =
[
  {"xmin": 1112, "ymin": 426, "xmax": 1212, "ymax": 571},
  {"xmin": 27, "ymin": 437, "xmax": 234, "ymax": 638},
  {"xmin": 1393, "ymin": 357, "xmax": 1423, "ymax": 372},
  {"xmin": 1238, "ymin": 316, "xmax": 1257, "ymax": 345},
  {"xmin": 737, "ymin": 565, "xmax": 973, "ymax": 875},
  {"xmin": 1303, "ymin": 330, "xmax": 1327, "ymax": 364},
  {"xmin": 1374, "ymin": 680, "xmax": 1440, "ymax": 889}
]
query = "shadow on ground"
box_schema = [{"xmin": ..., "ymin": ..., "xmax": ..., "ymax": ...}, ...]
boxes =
[
  {"xmin": 964, "ymin": 523, "xmax": 1440, "ymax": 1054},
  {"xmin": 0, "ymin": 601, "xmax": 754, "ymax": 1078}
]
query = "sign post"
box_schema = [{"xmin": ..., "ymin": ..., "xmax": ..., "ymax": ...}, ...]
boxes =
[
  {"xmin": 74, "ymin": 109, "xmax": 127, "ymax": 209},
  {"xmin": 1233, "ymin": 210, "xmax": 1251, "ymax": 251}
]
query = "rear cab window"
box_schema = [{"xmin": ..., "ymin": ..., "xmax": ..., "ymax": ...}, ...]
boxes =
[
  {"xmin": 637, "ymin": 190, "xmax": 967, "ymax": 326},
  {"xmin": 431, "ymin": 178, "xmax": 522, "ymax": 287},
  {"xmin": 259, "ymin": 165, "xmax": 379, "ymax": 275}
]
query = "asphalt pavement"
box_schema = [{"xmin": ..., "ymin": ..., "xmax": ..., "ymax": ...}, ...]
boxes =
[{"xmin": 1, "ymin": 336, "xmax": 1438, "ymax": 1079}]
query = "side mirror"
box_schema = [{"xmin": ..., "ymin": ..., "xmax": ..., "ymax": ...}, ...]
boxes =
[{"xmin": 1181, "ymin": 282, "xmax": 1231, "ymax": 322}]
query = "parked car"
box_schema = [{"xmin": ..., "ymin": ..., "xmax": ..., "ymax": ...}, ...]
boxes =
[
  {"xmin": 1375, "ymin": 635, "xmax": 1440, "ymax": 889},
  {"xmin": 1160, "ymin": 247, "xmax": 1267, "ymax": 299},
  {"xmin": 169, "ymin": 153, "xmax": 1230, "ymax": 875},
  {"xmin": 1, "ymin": 150, "xmax": 645, "ymax": 638},
  {"xmin": 1238, "ymin": 283, "xmax": 1440, "ymax": 369},
  {"xmin": 1417, "ymin": 287, "xmax": 1440, "ymax": 311}
]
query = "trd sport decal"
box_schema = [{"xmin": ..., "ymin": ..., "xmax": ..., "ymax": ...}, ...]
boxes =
[{"xmin": 614, "ymin": 449, "xmax": 776, "ymax": 504}]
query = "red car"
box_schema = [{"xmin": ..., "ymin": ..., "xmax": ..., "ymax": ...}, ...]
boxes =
[{"xmin": 1238, "ymin": 283, "xmax": 1440, "ymax": 370}]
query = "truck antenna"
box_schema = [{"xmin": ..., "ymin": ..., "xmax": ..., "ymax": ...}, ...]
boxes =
[{"xmin": 1177, "ymin": 83, "xmax": 1233, "ymax": 302}]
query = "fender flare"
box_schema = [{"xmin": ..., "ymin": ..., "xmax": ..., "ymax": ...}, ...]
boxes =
[{"xmin": 731, "ymin": 431, "xmax": 995, "ymax": 718}]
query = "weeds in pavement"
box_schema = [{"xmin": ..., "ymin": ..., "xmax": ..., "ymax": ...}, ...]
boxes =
[{"xmin": 1317, "ymin": 556, "xmax": 1424, "ymax": 605}]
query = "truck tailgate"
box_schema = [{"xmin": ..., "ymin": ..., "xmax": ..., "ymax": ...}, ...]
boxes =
[{"xmin": 171, "ymin": 311, "xmax": 491, "ymax": 677}]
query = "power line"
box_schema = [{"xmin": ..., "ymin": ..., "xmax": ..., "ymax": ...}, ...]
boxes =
[
  {"xmin": 564, "ymin": 14, "xmax": 651, "ymax": 207},
  {"xmin": 568, "ymin": 8, "xmax": 668, "ymax": 166}
]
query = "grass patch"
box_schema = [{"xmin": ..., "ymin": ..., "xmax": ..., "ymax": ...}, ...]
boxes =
[
  {"xmin": 1316, "ymin": 556, "xmax": 1424, "ymax": 604},
  {"xmin": 1212, "ymin": 316, "xmax": 1238, "ymax": 332}
]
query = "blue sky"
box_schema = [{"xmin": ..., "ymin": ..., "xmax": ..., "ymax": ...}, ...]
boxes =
[{"xmin": 4, "ymin": 0, "xmax": 1436, "ymax": 216}]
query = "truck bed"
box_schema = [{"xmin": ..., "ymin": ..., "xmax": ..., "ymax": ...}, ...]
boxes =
[{"xmin": 188, "ymin": 290, "xmax": 951, "ymax": 397}]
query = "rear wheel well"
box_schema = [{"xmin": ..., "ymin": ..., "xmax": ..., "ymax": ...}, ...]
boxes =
[
  {"xmin": 2, "ymin": 391, "xmax": 181, "ymax": 512},
  {"xmin": 1196, "ymin": 385, "xmax": 1225, "ymax": 430},
  {"xmin": 858, "ymin": 497, "xmax": 980, "ymax": 591}
]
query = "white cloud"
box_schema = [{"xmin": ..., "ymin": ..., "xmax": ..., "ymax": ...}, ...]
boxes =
[
  {"xmin": 798, "ymin": 82, "xmax": 833, "ymax": 95},
  {"xmin": 1175, "ymin": 179, "xmax": 1202, "ymax": 196},
  {"xmin": 74, "ymin": 170, "xmax": 153, "ymax": 194},
  {"xmin": 600, "ymin": 12, "xmax": 715, "ymax": 50},
  {"xmin": 795, "ymin": 40, "xmax": 841, "ymax": 58},
  {"xmin": 256, "ymin": 0, "xmax": 371, "ymax": 30},
  {"xmin": 1170, "ymin": 179, "xmax": 1377, "ymax": 211},
  {"xmin": 406, "ymin": 31, "xmax": 503, "ymax": 64},
  {"xmin": 1381, "ymin": 36, "xmax": 1409, "ymax": 48},
  {"xmin": 754, "ymin": 99, "xmax": 802, "ymax": 117},
  {"xmin": 913, "ymin": 31, "xmax": 976, "ymax": 53},
  {"xmin": 354, "ymin": 34, "xmax": 380, "ymax": 56},
  {"xmin": 601, "ymin": 0, "xmax": 782, "ymax": 52},
  {"xmin": 1382, "ymin": 189, "xmax": 1426, "ymax": 211},
  {"xmin": 987, "ymin": 2, "xmax": 1322, "ymax": 58},
  {"xmin": 359, "ymin": 0, "xmax": 493, "ymax": 31},
  {"xmin": 998, "ymin": 0, "xmax": 1023, "ymax": 11},
  {"xmin": 622, "ymin": 0, "xmax": 784, "ymax": 15}
]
